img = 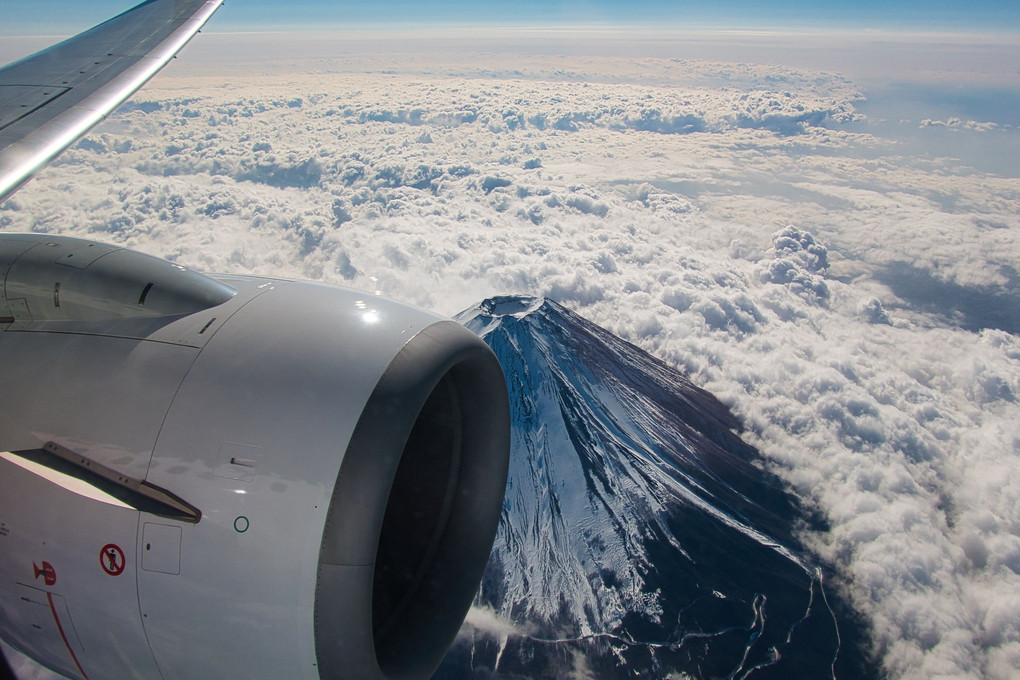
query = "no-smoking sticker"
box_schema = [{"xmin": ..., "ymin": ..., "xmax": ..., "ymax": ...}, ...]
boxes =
[{"xmin": 100, "ymin": 544, "xmax": 125, "ymax": 576}]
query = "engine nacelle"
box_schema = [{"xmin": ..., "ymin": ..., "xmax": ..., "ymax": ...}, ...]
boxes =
[{"xmin": 0, "ymin": 234, "xmax": 510, "ymax": 680}]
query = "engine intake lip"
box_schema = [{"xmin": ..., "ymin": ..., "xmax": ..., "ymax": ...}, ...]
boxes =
[{"xmin": 314, "ymin": 320, "xmax": 510, "ymax": 680}]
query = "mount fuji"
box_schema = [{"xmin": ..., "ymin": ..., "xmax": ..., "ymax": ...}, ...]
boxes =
[{"xmin": 435, "ymin": 296, "xmax": 874, "ymax": 679}]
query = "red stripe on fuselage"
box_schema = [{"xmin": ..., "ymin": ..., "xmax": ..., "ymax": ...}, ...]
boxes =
[{"xmin": 46, "ymin": 591, "xmax": 90, "ymax": 680}]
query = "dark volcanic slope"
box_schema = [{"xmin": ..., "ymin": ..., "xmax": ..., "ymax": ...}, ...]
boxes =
[{"xmin": 435, "ymin": 296, "xmax": 871, "ymax": 680}]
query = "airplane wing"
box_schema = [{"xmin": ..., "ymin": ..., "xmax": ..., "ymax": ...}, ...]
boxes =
[{"xmin": 0, "ymin": 0, "xmax": 224, "ymax": 203}]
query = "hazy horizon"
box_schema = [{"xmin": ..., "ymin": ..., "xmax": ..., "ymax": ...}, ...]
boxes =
[{"xmin": 3, "ymin": 0, "xmax": 1019, "ymax": 34}]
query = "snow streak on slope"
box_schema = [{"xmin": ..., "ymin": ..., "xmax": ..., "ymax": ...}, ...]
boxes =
[{"xmin": 437, "ymin": 296, "xmax": 872, "ymax": 679}]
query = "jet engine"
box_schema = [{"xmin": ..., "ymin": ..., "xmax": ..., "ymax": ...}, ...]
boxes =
[{"xmin": 0, "ymin": 233, "xmax": 510, "ymax": 680}]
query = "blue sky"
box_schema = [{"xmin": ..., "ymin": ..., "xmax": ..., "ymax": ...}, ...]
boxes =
[{"xmin": 3, "ymin": 0, "xmax": 1019, "ymax": 34}]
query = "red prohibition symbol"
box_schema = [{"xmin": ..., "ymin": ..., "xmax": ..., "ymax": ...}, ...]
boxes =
[{"xmin": 100, "ymin": 544, "xmax": 126, "ymax": 576}]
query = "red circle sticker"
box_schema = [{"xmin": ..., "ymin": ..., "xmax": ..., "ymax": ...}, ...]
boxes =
[{"xmin": 100, "ymin": 544, "xmax": 126, "ymax": 576}]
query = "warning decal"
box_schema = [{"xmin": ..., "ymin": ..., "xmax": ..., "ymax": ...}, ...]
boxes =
[
  {"xmin": 100, "ymin": 544, "xmax": 126, "ymax": 576},
  {"xmin": 33, "ymin": 561, "xmax": 56, "ymax": 586}
]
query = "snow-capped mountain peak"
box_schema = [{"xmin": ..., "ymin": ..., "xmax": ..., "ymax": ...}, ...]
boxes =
[{"xmin": 437, "ymin": 295, "xmax": 871, "ymax": 679}]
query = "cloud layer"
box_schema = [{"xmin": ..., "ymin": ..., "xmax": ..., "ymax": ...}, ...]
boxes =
[{"xmin": 2, "ymin": 55, "xmax": 1019, "ymax": 679}]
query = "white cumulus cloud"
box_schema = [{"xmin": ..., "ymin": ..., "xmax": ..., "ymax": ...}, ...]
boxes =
[{"xmin": 2, "ymin": 48, "xmax": 1019, "ymax": 680}]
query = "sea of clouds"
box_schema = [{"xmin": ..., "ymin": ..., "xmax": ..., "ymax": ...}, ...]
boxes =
[{"xmin": 2, "ymin": 47, "xmax": 1019, "ymax": 679}]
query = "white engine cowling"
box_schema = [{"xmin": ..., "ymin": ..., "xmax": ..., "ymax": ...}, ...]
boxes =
[{"xmin": 0, "ymin": 234, "xmax": 510, "ymax": 680}]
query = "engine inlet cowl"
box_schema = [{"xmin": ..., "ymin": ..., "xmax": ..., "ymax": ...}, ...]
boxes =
[{"xmin": 315, "ymin": 320, "xmax": 510, "ymax": 680}]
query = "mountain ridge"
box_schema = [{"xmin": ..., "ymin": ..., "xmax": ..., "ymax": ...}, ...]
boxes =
[{"xmin": 436, "ymin": 295, "xmax": 873, "ymax": 679}]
